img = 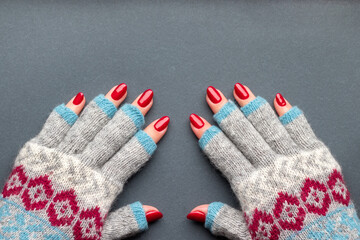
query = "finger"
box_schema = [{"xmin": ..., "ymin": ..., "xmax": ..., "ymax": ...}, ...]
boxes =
[
  {"xmin": 143, "ymin": 116, "xmax": 170, "ymax": 144},
  {"xmin": 188, "ymin": 203, "xmax": 251, "ymax": 240},
  {"xmin": 189, "ymin": 113, "xmax": 212, "ymax": 139},
  {"xmin": 187, "ymin": 204, "xmax": 209, "ymax": 222},
  {"xmin": 66, "ymin": 92, "xmax": 86, "ymax": 115},
  {"xmin": 32, "ymin": 92, "xmax": 85, "ymax": 148},
  {"xmin": 102, "ymin": 117, "xmax": 168, "ymax": 183},
  {"xmin": 132, "ymin": 89, "xmax": 153, "ymax": 116},
  {"xmin": 233, "ymin": 83, "xmax": 256, "ymax": 107},
  {"xmin": 206, "ymin": 86, "xmax": 228, "ymax": 114},
  {"xmin": 190, "ymin": 114, "xmax": 254, "ymax": 183},
  {"xmin": 105, "ymin": 83, "xmax": 128, "ymax": 107},
  {"xmin": 233, "ymin": 84, "xmax": 299, "ymax": 155},
  {"xmin": 274, "ymin": 93, "xmax": 292, "ymax": 117},
  {"xmin": 274, "ymin": 93, "xmax": 325, "ymax": 150},
  {"xmin": 143, "ymin": 205, "xmax": 163, "ymax": 223},
  {"xmin": 58, "ymin": 85, "xmax": 127, "ymax": 154},
  {"xmin": 80, "ymin": 89, "xmax": 152, "ymax": 167}
]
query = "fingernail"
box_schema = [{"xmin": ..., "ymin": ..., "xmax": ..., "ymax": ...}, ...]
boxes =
[
  {"xmin": 154, "ymin": 116, "xmax": 170, "ymax": 132},
  {"xmin": 111, "ymin": 83, "xmax": 127, "ymax": 101},
  {"xmin": 207, "ymin": 86, "xmax": 222, "ymax": 104},
  {"xmin": 276, "ymin": 93, "xmax": 287, "ymax": 107},
  {"xmin": 73, "ymin": 92, "xmax": 84, "ymax": 105},
  {"xmin": 189, "ymin": 113, "xmax": 204, "ymax": 129},
  {"xmin": 138, "ymin": 89, "xmax": 153, "ymax": 107},
  {"xmin": 234, "ymin": 83, "xmax": 249, "ymax": 100},
  {"xmin": 146, "ymin": 210, "xmax": 163, "ymax": 223},
  {"xmin": 187, "ymin": 211, "xmax": 206, "ymax": 223}
]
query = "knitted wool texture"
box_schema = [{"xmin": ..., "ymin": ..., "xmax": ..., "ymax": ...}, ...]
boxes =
[
  {"xmin": 0, "ymin": 95, "xmax": 156, "ymax": 240},
  {"xmin": 199, "ymin": 97, "xmax": 360, "ymax": 240}
]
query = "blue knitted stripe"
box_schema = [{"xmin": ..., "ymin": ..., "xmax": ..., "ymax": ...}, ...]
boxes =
[
  {"xmin": 241, "ymin": 96, "xmax": 267, "ymax": 117},
  {"xmin": 130, "ymin": 201, "xmax": 148, "ymax": 231},
  {"xmin": 0, "ymin": 197, "xmax": 69, "ymax": 239},
  {"xmin": 214, "ymin": 101, "xmax": 237, "ymax": 124},
  {"xmin": 286, "ymin": 204, "xmax": 360, "ymax": 240},
  {"xmin": 120, "ymin": 104, "xmax": 145, "ymax": 129},
  {"xmin": 199, "ymin": 126, "xmax": 221, "ymax": 150},
  {"xmin": 205, "ymin": 202, "xmax": 224, "ymax": 231},
  {"xmin": 280, "ymin": 106, "xmax": 303, "ymax": 125},
  {"xmin": 94, "ymin": 94, "xmax": 117, "ymax": 118},
  {"xmin": 135, "ymin": 130, "xmax": 157, "ymax": 155},
  {"xmin": 54, "ymin": 104, "xmax": 78, "ymax": 126}
]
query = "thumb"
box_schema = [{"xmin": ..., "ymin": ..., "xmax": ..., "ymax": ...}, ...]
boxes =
[
  {"xmin": 187, "ymin": 202, "xmax": 250, "ymax": 240},
  {"xmin": 102, "ymin": 202, "xmax": 162, "ymax": 240}
]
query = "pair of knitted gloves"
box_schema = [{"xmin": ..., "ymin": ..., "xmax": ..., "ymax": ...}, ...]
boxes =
[{"xmin": 0, "ymin": 93, "xmax": 359, "ymax": 239}]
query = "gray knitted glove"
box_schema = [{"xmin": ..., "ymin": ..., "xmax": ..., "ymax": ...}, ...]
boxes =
[
  {"xmin": 198, "ymin": 97, "xmax": 360, "ymax": 239},
  {"xmin": 0, "ymin": 95, "xmax": 157, "ymax": 239}
]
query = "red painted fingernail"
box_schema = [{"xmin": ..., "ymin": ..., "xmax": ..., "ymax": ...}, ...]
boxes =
[
  {"xmin": 276, "ymin": 93, "xmax": 287, "ymax": 107},
  {"xmin": 207, "ymin": 86, "xmax": 222, "ymax": 104},
  {"xmin": 137, "ymin": 89, "xmax": 153, "ymax": 107},
  {"xmin": 189, "ymin": 113, "xmax": 204, "ymax": 129},
  {"xmin": 73, "ymin": 92, "xmax": 84, "ymax": 105},
  {"xmin": 146, "ymin": 210, "xmax": 163, "ymax": 223},
  {"xmin": 187, "ymin": 211, "xmax": 206, "ymax": 223},
  {"xmin": 154, "ymin": 116, "xmax": 170, "ymax": 132},
  {"xmin": 111, "ymin": 83, "xmax": 127, "ymax": 101},
  {"xmin": 234, "ymin": 83, "xmax": 249, "ymax": 100}
]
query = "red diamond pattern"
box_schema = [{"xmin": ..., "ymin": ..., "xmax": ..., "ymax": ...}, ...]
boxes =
[
  {"xmin": 249, "ymin": 169, "xmax": 351, "ymax": 239},
  {"xmin": 327, "ymin": 169, "xmax": 350, "ymax": 206},
  {"xmin": 301, "ymin": 179, "xmax": 330, "ymax": 216},
  {"xmin": 273, "ymin": 192, "xmax": 305, "ymax": 231},
  {"xmin": 2, "ymin": 166, "xmax": 28, "ymax": 198},
  {"xmin": 249, "ymin": 209, "xmax": 280, "ymax": 240},
  {"xmin": 73, "ymin": 207, "xmax": 103, "ymax": 240},
  {"xmin": 21, "ymin": 175, "xmax": 54, "ymax": 211},
  {"xmin": 47, "ymin": 190, "xmax": 80, "ymax": 226},
  {"xmin": 2, "ymin": 164, "xmax": 351, "ymax": 240}
]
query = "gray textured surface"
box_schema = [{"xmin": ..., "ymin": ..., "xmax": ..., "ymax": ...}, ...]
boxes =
[{"xmin": 0, "ymin": 0, "xmax": 359, "ymax": 239}]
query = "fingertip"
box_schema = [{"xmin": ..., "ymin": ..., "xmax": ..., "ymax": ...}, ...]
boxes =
[
  {"xmin": 274, "ymin": 93, "xmax": 292, "ymax": 117},
  {"xmin": 143, "ymin": 205, "xmax": 163, "ymax": 223},
  {"xmin": 143, "ymin": 205, "xmax": 160, "ymax": 213},
  {"xmin": 105, "ymin": 83, "xmax": 127, "ymax": 107},
  {"xmin": 206, "ymin": 86, "xmax": 228, "ymax": 114},
  {"xmin": 66, "ymin": 92, "xmax": 86, "ymax": 115},
  {"xmin": 187, "ymin": 204, "xmax": 209, "ymax": 222},
  {"xmin": 132, "ymin": 89, "xmax": 154, "ymax": 116},
  {"xmin": 143, "ymin": 116, "xmax": 170, "ymax": 144},
  {"xmin": 233, "ymin": 83, "xmax": 256, "ymax": 107},
  {"xmin": 189, "ymin": 113, "xmax": 212, "ymax": 139}
]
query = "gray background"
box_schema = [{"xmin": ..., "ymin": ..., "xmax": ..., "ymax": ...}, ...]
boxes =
[{"xmin": 0, "ymin": 0, "xmax": 359, "ymax": 239}]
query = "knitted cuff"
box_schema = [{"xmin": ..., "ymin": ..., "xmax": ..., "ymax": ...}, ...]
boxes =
[
  {"xmin": 213, "ymin": 101, "xmax": 237, "ymax": 124},
  {"xmin": 135, "ymin": 130, "xmax": 157, "ymax": 156},
  {"xmin": 199, "ymin": 126, "xmax": 221, "ymax": 150},
  {"xmin": 205, "ymin": 202, "xmax": 225, "ymax": 230},
  {"xmin": 279, "ymin": 106, "xmax": 303, "ymax": 125},
  {"xmin": 130, "ymin": 202, "xmax": 148, "ymax": 231},
  {"xmin": 93, "ymin": 94, "xmax": 117, "ymax": 118},
  {"xmin": 54, "ymin": 104, "xmax": 78, "ymax": 126},
  {"xmin": 121, "ymin": 104, "xmax": 145, "ymax": 130},
  {"xmin": 240, "ymin": 96, "xmax": 267, "ymax": 117}
]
